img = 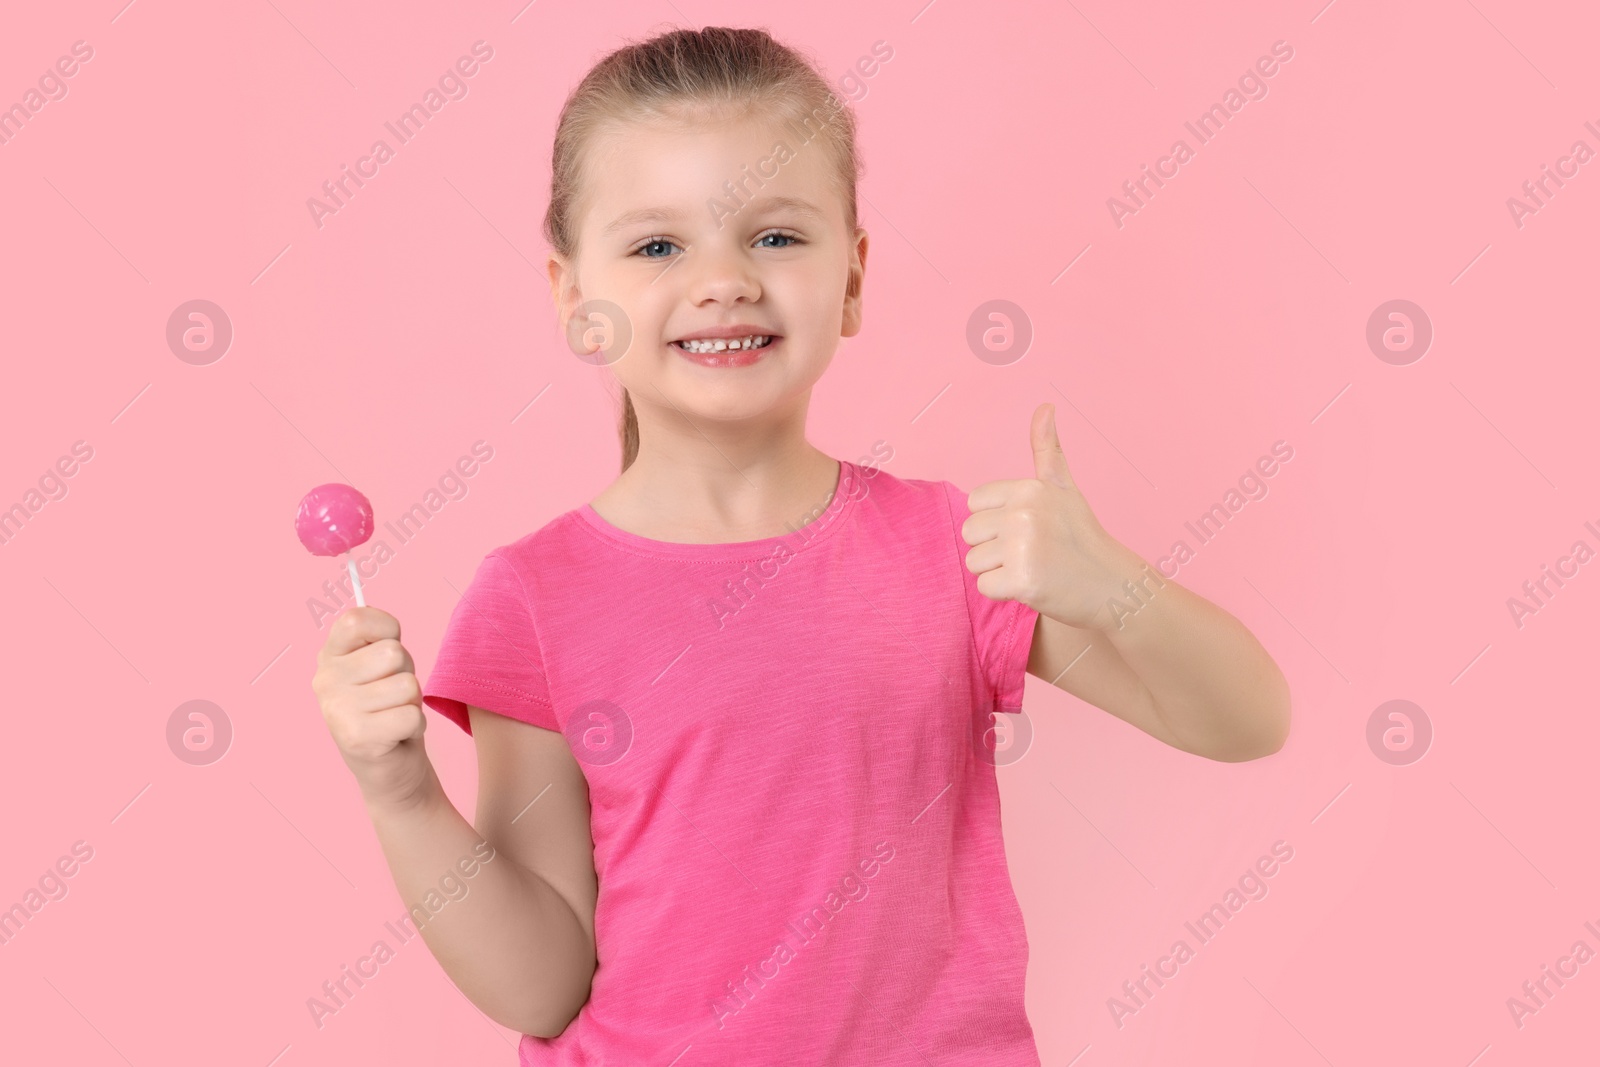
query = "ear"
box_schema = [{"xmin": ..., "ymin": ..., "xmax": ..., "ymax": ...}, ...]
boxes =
[
  {"xmin": 841, "ymin": 226, "xmax": 869, "ymax": 338},
  {"xmin": 547, "ymin": 252, "xmax": 578, "ymax": 322}
]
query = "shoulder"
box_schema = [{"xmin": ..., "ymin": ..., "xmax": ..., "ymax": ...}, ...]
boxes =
[
  {"xmin": 855, "ymin": 461, "xmax": 963, "ymax": 509},
  {"xmin": 482, "ymin": 506, "xmax": 594, "ymax": 573},
  {"xmin": 849, "ymin": 462, "xmax": 967, "ymax": 539}
]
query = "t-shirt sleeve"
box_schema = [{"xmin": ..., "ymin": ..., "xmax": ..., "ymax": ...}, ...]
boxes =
[
  {"xmin": 939, "ymin": 480, "xmax": 1040, "ymax": 713},
  {"xmin": 421, "ymin": 550, "xmax": 559, "ymax": 735}
]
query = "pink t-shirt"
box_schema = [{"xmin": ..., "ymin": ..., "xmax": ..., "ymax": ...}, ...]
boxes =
[{"xmin": 422, "ymin": 458, "xmax": 1042, "ymax": 1066}]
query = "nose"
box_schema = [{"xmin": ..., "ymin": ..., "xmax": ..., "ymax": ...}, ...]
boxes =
[{"xmin": 679, "ymin": 237, "xmax": 760, "ymax": 307}]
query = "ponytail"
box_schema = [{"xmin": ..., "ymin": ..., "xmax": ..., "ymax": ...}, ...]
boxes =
[{"xmin": 620, "ymin": 389, "xmax": 640, "ymax": 473}]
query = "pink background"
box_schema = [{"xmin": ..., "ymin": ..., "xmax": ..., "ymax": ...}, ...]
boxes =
[{"xmin": 2, "ymin": 1, "xmax": 1596, "ymax": 1064}]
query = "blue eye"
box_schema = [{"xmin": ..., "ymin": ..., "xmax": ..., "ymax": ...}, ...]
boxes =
[
  {"xmin": 633, "ymin": 230, "xmax": 802, "ymax": 258},
  {"xmin": 757, "ymin": 230, "xmax": 800, "ymax": 248},
  {"xmin": 636, "ymin": 238, "xmax": 680, "ymax": 258}
]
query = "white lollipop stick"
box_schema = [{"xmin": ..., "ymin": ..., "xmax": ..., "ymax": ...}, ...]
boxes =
[{"xmin": 347, "ymin": 555, "xmax": 366, "ymax": 606}]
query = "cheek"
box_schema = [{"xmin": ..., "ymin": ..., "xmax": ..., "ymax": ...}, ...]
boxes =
[
  {"xmin": 769, "ymin": 262, "xmax": 846, "ymax": 329},
  {"xmin": 589, "ymin": 275, "xmax": 670, "ymax": 348}
]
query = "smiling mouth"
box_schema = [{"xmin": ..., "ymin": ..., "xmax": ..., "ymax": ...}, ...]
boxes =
[{"xmin": 670, "ymin": 335, "xmax": 776, "ymax": 354}]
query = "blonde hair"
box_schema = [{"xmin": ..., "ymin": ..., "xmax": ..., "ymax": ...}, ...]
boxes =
[{"xmin": 543, "ymin": 26, "xmax": 863, "ymax": 473}]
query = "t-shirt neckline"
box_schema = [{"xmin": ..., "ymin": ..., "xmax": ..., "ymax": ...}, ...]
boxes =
[{"xmin": 577, "ymin": 458, "xmax": 858, "ymax": 561}]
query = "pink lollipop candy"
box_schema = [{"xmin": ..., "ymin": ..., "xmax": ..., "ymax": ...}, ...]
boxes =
[{"xmin": 296, "ymin": 483, "xmax": 375, "ymax": 606}]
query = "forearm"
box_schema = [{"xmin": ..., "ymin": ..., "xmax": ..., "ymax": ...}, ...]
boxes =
[
  {"xmin": 1094, "ymin": 545, "xmax": 1291, "ymax": 761},
  {"xmin": 364, "ymin": 764, "xmax": 595, "ymax": 1037}
]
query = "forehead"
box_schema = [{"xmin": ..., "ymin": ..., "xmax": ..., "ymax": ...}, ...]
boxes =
[{"xmin": 579, "ymin": 110, "xmax": 846, "ymax": 234}]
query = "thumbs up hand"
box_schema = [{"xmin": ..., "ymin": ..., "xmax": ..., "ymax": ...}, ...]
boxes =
[{"xmin": 961, "ymin": 402, "xmax": 1147, "ymax": 630}]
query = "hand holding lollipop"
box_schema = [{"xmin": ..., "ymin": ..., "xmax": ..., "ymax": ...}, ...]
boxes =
[{"xmin": 296, "ymin": 483, "xmax": 375, "ymax": 606}]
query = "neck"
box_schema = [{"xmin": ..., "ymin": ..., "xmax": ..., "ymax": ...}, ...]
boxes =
[{"xmin": 598, "ymin": 393, "xmax": 841, "ymax": 541}]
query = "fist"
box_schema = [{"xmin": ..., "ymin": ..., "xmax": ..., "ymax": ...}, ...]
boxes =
[
  {"xmin": 312, "ymin": 606, "xmax": 432, "ymax": 808},
  {"xmin": 960, "ymin": 402, "xmax": 1145, "ymax": 630}
]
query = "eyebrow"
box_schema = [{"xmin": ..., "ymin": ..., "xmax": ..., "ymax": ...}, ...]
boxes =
[{"xmin": 602, "ymin": 195, "xmax": 826, "ymax": 236}]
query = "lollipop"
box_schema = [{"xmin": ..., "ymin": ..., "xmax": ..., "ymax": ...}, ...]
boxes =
[{"xmin": 296, "ymin": 483, "xmax": 375, "ymax": 606}]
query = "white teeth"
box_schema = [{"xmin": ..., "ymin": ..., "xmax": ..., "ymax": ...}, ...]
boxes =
[{"xmin": 674, "ymin": 335, "xmax": 772, "ymax": 354}]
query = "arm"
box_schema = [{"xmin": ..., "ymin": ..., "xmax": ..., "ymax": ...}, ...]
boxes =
[
  {"xmin": 964, "ymin": 403, "xmax": 1290, "ymax": 763},
  {"xmin": 364, "ymin": 707, "xmax": 598, "ymax": 1037},
  {"xmin": 1024, "ymin": 544, "xmax": 1291, "ymax": 762}
]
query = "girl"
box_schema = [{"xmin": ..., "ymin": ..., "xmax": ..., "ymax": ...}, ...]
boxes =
[{"xmin": 311, "ymin": 25, "xmax": 1290, "ymax": 1066}]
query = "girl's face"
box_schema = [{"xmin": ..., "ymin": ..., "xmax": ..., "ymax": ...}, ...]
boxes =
[{"xmin": 548, "ymin": 109, "xmax": 868, "ymax": 428}]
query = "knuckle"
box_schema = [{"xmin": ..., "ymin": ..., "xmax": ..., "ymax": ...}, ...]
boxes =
[
  {"xmin": 346, "ymin": 718, "xmax": 385, "ymax": 755},
  {"xmin": 1009, "ymin": 559, "xmax": 1038, "ymax": 596},
  {"xmin": 403, "ymin": 704, "xmax": 426, "ymax": 736},
  {"xmin": 321, "ymin": 693, "xmax": 350, "ymax": 725},
  {"xmin": 326, "ymin": 714, "xmax": 353, "ymax": 750},
  {"xmin": 371, "ymin": 638, "xmax": 402, "ymax": 672}
]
